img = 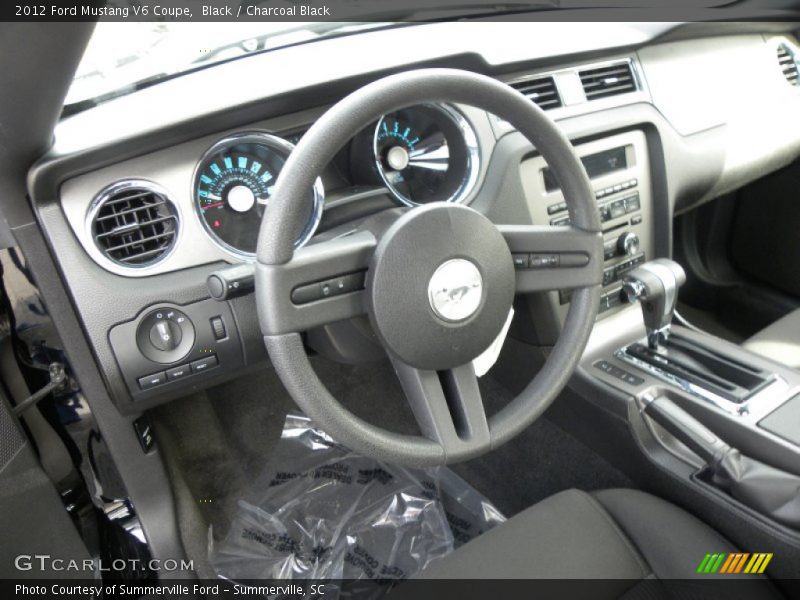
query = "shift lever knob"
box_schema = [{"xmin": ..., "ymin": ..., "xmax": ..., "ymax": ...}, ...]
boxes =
[{"xmin": 621, "ymin": 258, "xmax": 686, "ymax": 349}]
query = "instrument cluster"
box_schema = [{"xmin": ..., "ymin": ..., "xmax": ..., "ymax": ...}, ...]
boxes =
[{"xmin": 191, "ymin": 104, "xmax": 480, "ymax": 258}]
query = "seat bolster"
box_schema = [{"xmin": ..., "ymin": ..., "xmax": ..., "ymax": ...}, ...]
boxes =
[
  {"xmin": 417, "ymin": 489, "xmax": 650, "ymax": 581},
  {"xmin": 743, "ymin": 308, "xmax": 800, "ymax": 369},
  {"xmin": 593, "ymin": 489, "xmax": 742, "ymax": 580}
]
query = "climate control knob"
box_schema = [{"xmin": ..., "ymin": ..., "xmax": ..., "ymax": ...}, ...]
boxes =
[{"xmin": 617, "ymin": 232, "xmax": 640, "ymax": 257}]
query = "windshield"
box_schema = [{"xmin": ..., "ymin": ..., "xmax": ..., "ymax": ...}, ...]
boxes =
[{"xmin": 66, "ymin": 22, "xmax": 390, "ymax": 110}]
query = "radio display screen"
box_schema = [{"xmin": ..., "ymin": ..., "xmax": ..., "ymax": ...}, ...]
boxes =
[{"xmin": 543, "ymin": 145, "xmax": 628, "ymax": 192}]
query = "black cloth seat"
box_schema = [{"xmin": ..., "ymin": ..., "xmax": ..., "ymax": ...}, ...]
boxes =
[{"xmin": 417, "ymin": 488, "xmax": 779, "ymax": 597}]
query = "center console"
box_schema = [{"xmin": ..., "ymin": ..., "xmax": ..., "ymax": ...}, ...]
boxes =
[
  {"xmin": 519, "ymin": 130, "xmax": 652, "ymax": 319},
  {"xmin": 581, "ymin": 257, "xmax": 800, "ymax": 533}
]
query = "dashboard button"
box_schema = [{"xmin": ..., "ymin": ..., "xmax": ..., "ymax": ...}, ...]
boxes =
[
  {"xmin": 609, "ymin": 200, "xmax": 626, "ymax": 219},
  {"xmin": 624, "ymin": 194, "xmax": 641, "ymax": 213},
  {"xmin": 210, "ymin": 316, "xmax": 227, "ymax": 340},
  {"xmin": 166, "ymin": 364, "xmax": 191, "ymax": 381},
  {"xmin": 631, "ymin": 214, "xmax": 643, "ymax": 225},
  {"xmin": 138, "ymin": 371, "xmax": 166, "ymax": 390},
  {"xmin": 191, "ymin": 355, "xmax": 218, "ymax": 374}
]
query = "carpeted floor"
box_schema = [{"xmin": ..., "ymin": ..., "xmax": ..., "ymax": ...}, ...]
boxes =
[{"xmin": 151, "ymin": 356, "xmax": 633, "ymax": 549}]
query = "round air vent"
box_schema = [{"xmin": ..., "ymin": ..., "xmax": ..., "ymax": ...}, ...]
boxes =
[
  {"xmin": 777, "ymin": 43, "xmax": 799, "ymax": 87},
  {"xmin": 89, "ymin": 180, "xmax": 179, "ymax": 268}
]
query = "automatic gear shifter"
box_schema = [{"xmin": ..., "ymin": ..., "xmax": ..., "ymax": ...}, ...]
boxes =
[{"xmin": 621, "ymin": 258, "xmax": 686, "ymax": 349}]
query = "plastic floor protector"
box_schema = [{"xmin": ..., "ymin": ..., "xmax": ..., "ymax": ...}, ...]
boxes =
[{"xmin": 210, "ymin": 414, "xmax": 505, "ymax": 588}]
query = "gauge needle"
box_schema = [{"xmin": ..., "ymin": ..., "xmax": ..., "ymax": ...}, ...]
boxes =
[{"xmin": 203, "ymin": 201, "xmax": 225, "ymax": 209}]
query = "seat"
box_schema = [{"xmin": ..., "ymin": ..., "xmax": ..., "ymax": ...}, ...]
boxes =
[
  {"xmin": 743, "ymin": 308, "xmax": 800, "ymax": 370},
  {"xmin": 417, "ymin": 489, "xmax": 779, "ymax": 597}
]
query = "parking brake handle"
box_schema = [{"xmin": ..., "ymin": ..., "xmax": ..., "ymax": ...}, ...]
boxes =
[{"xmin": 644, "ymin": 397, "xmax": 800, "ymax": 530}]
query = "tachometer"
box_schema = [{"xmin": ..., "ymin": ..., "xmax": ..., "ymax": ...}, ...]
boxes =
[
  {"xmin": 373, "ymin": 104, "xmax": 479, "ymax": 206},
  {"xmin": 194, "ymin": 132, "xmax": 323, "ymax": 258}
]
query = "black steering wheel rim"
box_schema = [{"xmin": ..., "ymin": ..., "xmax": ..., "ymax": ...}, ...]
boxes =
[{"xmin": 256, "ymin": 68, "xmax": 602, "ymax": 466}]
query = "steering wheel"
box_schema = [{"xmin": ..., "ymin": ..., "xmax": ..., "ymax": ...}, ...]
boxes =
[{"xmin": 256, "ymin": 69, "xmax": 602, "ymax": 466}]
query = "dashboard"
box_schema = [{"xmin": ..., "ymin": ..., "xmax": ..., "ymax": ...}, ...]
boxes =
[
  {"xmin": 26, "ymin": 22, "xmax": 800, "ymax": 413},
  {"xmin": 61, "ymin": 102, "xmax": 494, "ymax": 277}
]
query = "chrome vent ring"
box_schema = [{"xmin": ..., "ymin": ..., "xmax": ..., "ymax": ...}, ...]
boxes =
[{"xmin": 88, "ymin": 180, "xmax": 180, "ymax": 268}]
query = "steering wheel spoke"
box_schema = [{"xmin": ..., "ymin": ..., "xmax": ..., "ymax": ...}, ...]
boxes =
[
  {"xmin": 499, "ymin": 224, "xmax": 603, "ymax": 293},
  {"xmin": 391, "ymin": 357, "xmax": 490, "ymax": 459},
  {"xmin": 256, "ymin": 230, "xmax": 376, "ymax": 335}
]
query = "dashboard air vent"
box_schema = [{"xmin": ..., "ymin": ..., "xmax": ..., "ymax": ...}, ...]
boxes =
[
  {"xmin": 90, "ymin": 181, "xmax": 178, "ymax": 267},
  {"xmin": 509, "ymin": 76, "xmax": 563, "ymax": 110},
  {"xmin": 777, "ymin": 44, "xmax": 799, "ymax": 87},
  {"xmin": 579, "ymin": 61, "xmax": 637, "ymax": 100}
]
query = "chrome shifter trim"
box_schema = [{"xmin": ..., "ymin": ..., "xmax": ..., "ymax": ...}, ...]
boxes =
[{"xmin": 615, "ymin": 343, "xmax": 792, "ymax": 424}]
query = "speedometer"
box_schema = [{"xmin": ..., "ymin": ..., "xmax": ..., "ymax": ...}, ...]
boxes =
[
  {"xmin": 373, "ymin": 104, "xmax": 479, "ymax": 206},
  {"xmin": 194, "ymin": 132, "xmax": 323, "ymax": 258}
]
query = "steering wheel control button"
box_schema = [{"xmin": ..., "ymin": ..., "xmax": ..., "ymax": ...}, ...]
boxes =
[
  {"xmin": 138, "ymin": 371, "xmax": 166, "ymax": 390},
  {"xmin": 512, "ymin": 253, "xmax": 529, "ymax": 269},
  {"xmin": 191, "ymin": 355, "xmax": 219, "ymax": 373},
  {"xmin": 428, "ymin": 259, "xmax": 483, "ymax": 322},
  {"xmin": 559, "ymin": 253, "xmax": 591, "ymax": 267},
  {"xmin": 530, "ymin": 253, "xmax": 560, "ymax": 268},
  {"xmin": 515, "ymin": 252, "xmax": 589, "ymax": 270},
  {"xmin": 291, "ymin": 271, "xmax": 366, "ymax": 305},
  {"xmin": 136, "ymin": 307, "xmax": 196, "ymax": 364}
]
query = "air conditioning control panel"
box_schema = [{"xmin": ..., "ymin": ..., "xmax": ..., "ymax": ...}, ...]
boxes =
[{"xmin": 519, "ymin": 129, "xmax": 653, "ymax": 321}]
